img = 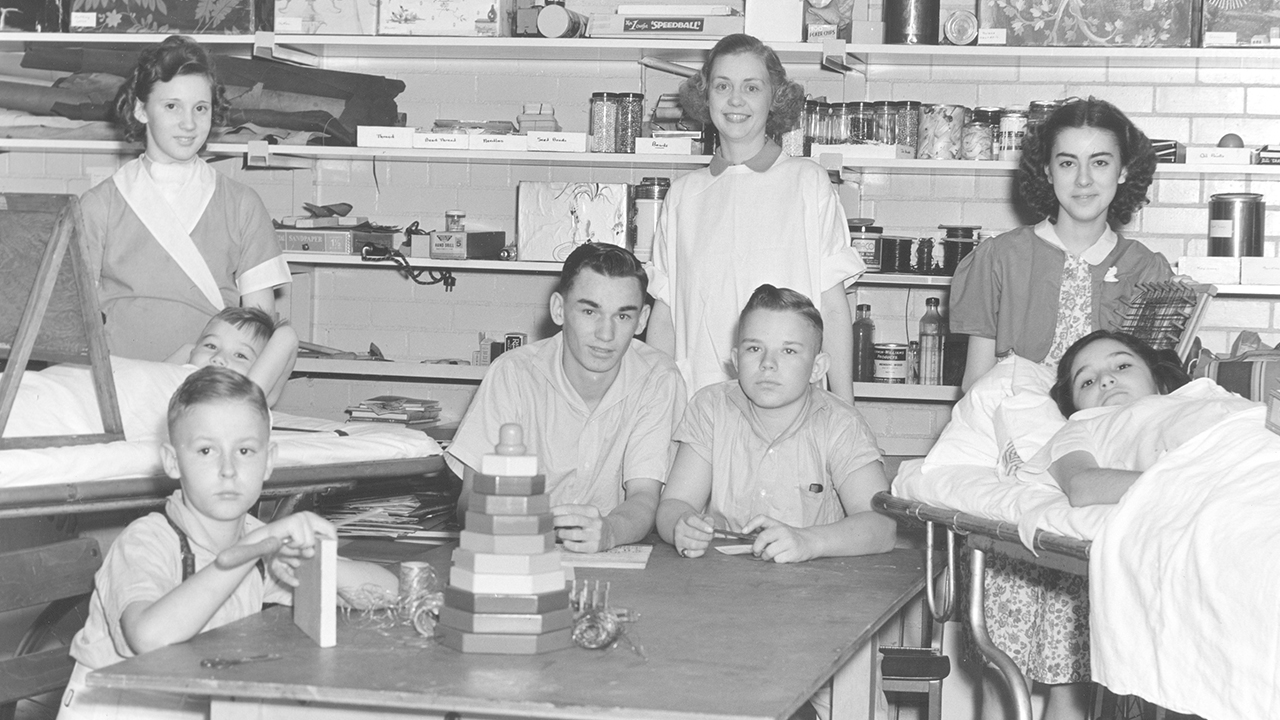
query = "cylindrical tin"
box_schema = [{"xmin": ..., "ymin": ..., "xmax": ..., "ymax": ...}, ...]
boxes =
[
  {"xmin": 849, "ymin": 219, "xmax": 883, "ymax": 272},
  {"xmin": 880, "ymin": 235, "xmax": 916, "ymax": 273},
  {"xmin": 874, "ymin": 343, "xmax": 910, "ymax": 383},
  {"xmin": 884, "ymin": 0, "xmax": 940, "ymax": 44},
  {"xmin": 589, "ymin": 92, "xmax": 621, "ymax": 153},
  {"xmin": 537, "ymin": 3, "xmax": 588, "ymax": 37},
  {"xmin": 618, "ymin": 92, "xmax": 644, "ymax": 153},
  {"xmin": 632, "ymin": 176, "xmax": 670, "ymax": 262},
  {"xmin": 917, "ymin": 104, "xmax": 967, "ymax": 160},
  {"xmin": 1208, "ymin": 193, "xmax": 1265, "ymax": 257},
  {"xmin": 445, "ymin": 210, "xmax": 466, "ymax": 232},
  {"xmin": 998, "ymin": 108, "xmax": 1028, "ymax": 162}
]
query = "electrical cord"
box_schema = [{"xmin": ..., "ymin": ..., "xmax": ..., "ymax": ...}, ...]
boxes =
[{"xmin": 358, "ymin": 221, "xmax": 456, "ymax": 291}]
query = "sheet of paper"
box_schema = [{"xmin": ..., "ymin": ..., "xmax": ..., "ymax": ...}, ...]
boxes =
[
  {"xmin": 558, "ymin": 543, "xmax": 654, "ymax": 569},
  {"xmin": 713, "ymin": 544, "xmax": 755, "ymax": 556}
]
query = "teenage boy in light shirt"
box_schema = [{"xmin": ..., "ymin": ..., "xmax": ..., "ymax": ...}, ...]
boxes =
[{"xmin": 447, "ymin": 243, "xmax": 686, "ymax": 554}]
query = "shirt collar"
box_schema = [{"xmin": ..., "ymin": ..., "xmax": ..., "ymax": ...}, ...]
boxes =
[
  {"xmin": 1034, "ymin": 218, "xmax": 1117, "ymax": 266},
  {"xmin": 164, "ymin": 489, "xmax": 249, "ymax": 554},
  {"xmin": 534, "ymin": 333, "xmax": 638, "ymax": 415},
  {"xmin": 726, "ymin": 382, "xmax": 824, "ymax": 446},
  {"xmin": 708, "ymin": 139, "xmax": 783, "ymax": 176}
]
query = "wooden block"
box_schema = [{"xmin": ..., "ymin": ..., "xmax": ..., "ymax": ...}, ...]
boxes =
[
  {"xmin": 480, "ymin": 454, "xmax": 539, "ymax": 477},
  {"xmin": 451, "ymin": 548, "xmax": 562, "ymax": 575},
  {"xmin": 449, "ymin": 567, "xmax": 566, "ymax": 595},
  {"xmin": 435, "ymin": 625, "xmax": 573, "ymax": 654},
  {"xmin": 444, "ymin": 585, "xmax": 571, "ymax": 614},
  {"xmin": 438, "ymin": 606, "xmax": 573, "ymax": 635},
  {"xmin": 293, "ymin": 536, "xmax": 336, "ymax": 648},
  {"xmin": 472, "ymin": 493, "xmax": 550, "ymax": 516},
  {"xmin": 465, "ymin": 511, "xmax": 552, "ymax": 535},
  {"xmin": 473, "ymin": 473, "xmax": 546, "ymax": 496},
  {"xmin": 459, "ymin": 530, "xmax": 555, "ymax": 555}
]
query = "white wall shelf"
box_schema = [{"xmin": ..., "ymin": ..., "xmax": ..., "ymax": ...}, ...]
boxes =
[
  {"xmin": 284, "ymin": 253, "xmax": 559, "ymax": 274},
  {"xmin": 842, "ymin": 43, "xmax": 1280, "ymax": 71},
  {"xmin": 292, "ymin": 357, "xmax": 963, "ymax": 401}
]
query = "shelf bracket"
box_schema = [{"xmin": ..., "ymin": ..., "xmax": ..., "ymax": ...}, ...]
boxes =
[
  {"xmin": 244, "ymin": 141, "xmax": 315, "ymax": 171},
  {"xmin": 252, "ymin": 31, "xmax": 319, "ymax": 67},
  {"xmin": 820, "ymin": 39, "xmax": 853, "ymax": 74}
]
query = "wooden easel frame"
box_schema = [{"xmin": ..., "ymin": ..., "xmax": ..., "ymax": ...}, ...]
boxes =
[{"xmin": 0, "ymin": 194, "xmax": 124, "ymax": 450}]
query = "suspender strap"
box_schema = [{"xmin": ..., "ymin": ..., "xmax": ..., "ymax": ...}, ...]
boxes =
[
  {"xmin": 163, "ymin": 511, "xmax": 266, "ymax": 582},
  {"xmin": 163, "ymin": 512, "xmax": 196, "ymax": 582}
]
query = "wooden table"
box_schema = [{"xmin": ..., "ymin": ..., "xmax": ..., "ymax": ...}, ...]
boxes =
[{"xmin": 88, "ymin": 544, "xmax": 930, "ymax": 720}]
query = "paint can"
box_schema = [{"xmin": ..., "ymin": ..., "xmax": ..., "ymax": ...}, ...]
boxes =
[
  {"xmin": 848, "ymin": 219, "xmax": 883, "ymax": 272},
  {"xmin": 874, "ymin": 343, "xmax": 909, "ymax": 383}
]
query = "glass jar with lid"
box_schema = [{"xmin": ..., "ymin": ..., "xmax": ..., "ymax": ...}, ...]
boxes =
[
  {"xmin": 895, "ymin": 100, "xmax": 921, "ymax": 154},
  {"xmin": 873, "ymin": 100, "xmax": 897, "ymax": 144},
  {"xmin": 829, "ymin": 102, "xmax": 851, "ymax": 144},
  {"xmin": 847, "ymin": 102, "xmax": 875, "ymax": 143},
  {"xmin": 589, "ymin": 92, "xmax": 621, "ymax": 153},
  {"xmin": 1028, "ymin": 99, "xmax": 1064, "ymax": 129},
  {"xmin": 803, "ymin": 99, "xmax": 822, "ymax": 151},
  {"xmin": 617, "ymin": 92, "xmax": 644, "ymax": 153}
]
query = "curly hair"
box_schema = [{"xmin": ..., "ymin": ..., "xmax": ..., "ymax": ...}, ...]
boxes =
[
  {"xmin": 1018, "ymin": 97, "xmax": 1156, "ymax": 227},
  {"xmin": 678, "ymin": 33, "xmax": 806, "ymax": 140},
  {"xmin": 114, "ymin": 35, "xmax": 229, "ymax": 143},
  {"xmin": 1049, "ymin": 330, "xmax": 1190, "ymax": 416}
]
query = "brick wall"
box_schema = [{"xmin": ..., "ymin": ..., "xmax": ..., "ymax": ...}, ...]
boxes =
[{"xmin": 2, "ymin": 42, "xmax": 1277, "ymax": 444}]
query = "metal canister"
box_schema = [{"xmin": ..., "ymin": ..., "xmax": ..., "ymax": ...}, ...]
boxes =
[
  {"xmin": 1208, "ymin": 193, "xmax": 1265, "ymax": 257},
  {"xmin": 848, "ymin": 219, "xmax": 883, "ymax": 272},
  {"xmin": 874, "ymin": 343, "xmax": 910, "ymax": 383},
  {"xmin": 884, "ymin": 0, "xmax": 940, "ymax": 44},
  {"xmin": 916, "ymin": 104, "xmax": 967, "ymax": 160},
  {"xmin": 998, "ymin": 107, "xmax": 1028, "ymax": 162}
]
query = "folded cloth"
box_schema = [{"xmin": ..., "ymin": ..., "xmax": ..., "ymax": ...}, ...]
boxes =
[{"xmin": 1090, "ymin": 402, "xmax": 1277, "ymax": 719}]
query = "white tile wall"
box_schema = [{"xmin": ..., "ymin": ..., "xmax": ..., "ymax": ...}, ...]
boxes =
[{"xmin": 3, "ymin": 44, "xmax": 1278, "ymax": 446}]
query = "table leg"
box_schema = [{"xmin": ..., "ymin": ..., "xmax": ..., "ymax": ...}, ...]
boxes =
[{"xmin": 830, "ymin": 611, "xmax": 903, "ymax": 720}]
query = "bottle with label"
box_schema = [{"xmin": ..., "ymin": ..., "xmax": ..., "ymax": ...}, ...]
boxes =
[
  {"xmin": 851, "ymin": 304, "xmax": 875, "ymax": 382},
  {"xmin": 919, "ymin": 297, "xmax": 945, "ymax": 386}
]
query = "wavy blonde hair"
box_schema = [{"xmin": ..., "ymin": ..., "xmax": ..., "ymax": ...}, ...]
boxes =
[{"xmin": 678, "ymin": 34, "xmax": 806, "ymax": 139}]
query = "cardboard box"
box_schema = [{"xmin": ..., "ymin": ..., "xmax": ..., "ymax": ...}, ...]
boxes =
[
  {"xmin": 357, "ymin": 126, "xmax": 415, "ymax": 148},
  {"xmin": 277, "ymin": 228, "xmax": 396, "ymax": 254},
  {"xmin": 275, "ymin": 0, "xmax": 377, "ymax": 34},
  {"xmin": 1203, "ymin": 0, "xmax": 1280, "ymax": 46},
  {"xmin": 70, "ymin": 0, "xmax": 260, "ymax": 31},
  {"xmin": 527, "ymin": 132, "xmax": 588, "ymax": 153},
  {"xmin": 635, "ymin": 136, "xmax": 694, "ymax": 155},
  {"xmin": 425, "ymin": 231, "xmax": 506, "ymax": 260},
  {"xmin": 517, "ymin": 182, "xmax": 628, "ymax": 262},
  {"xmin": 588, "ymin": 13, "xmax": 744, "ymax": 37},
  {"xmin": 413, "ymin": 133, "xmax": 471, "ymax": 149},
  {"xmin": 1179, "ymin": 256, "xmax": 1241, "ymax": 285},
  {"xmin": 976, "ymin": 0, "xmax": 1194, "ymax": 47},
  {"xmin": 1240, "ymin": 257, "xmax": 1280, "ymax": 285},
  {"xmin": 1187, "ymin": 146, "xmax": 1257, "ymax": 165},
  {"xmin": 745, "ymin": 0, "xmax": 803, "ymax": 41},
  {"xmin": 377, "ymin": 0, "xmax": 511, "ymax": 35},
  {"xmin": 4, "ymin": 0, "xmax": 61, "ymax": 31}
]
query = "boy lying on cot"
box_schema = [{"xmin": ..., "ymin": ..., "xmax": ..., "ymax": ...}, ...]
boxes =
[
  {"xmin": 166, "ymin": 306, "xmax": 298, "ymax": 407},
  {"xmin": 1031, "ymin": 330, "xmax": 1253, "ymax": 507},
  {"xmin": 59, "ymin": 366, "xmax": 397, "ymax": 720},
  {"xmin": 656, "ymin": 284, "xmax": 897, "ymax": 563}
]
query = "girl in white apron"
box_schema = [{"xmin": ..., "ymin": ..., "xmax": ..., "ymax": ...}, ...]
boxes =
[{"xmin": 81, "ymin": 35, "xmax": 290, "ymax": 362}]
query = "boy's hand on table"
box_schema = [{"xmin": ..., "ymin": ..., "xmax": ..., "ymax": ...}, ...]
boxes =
[
  {"xmin": 673, "ymin": 511, "xmax": 715, "ymax": 558},
  {"xmin": 552, "ymin": 504, "xmax": 614, "ymax": 554},
  {"xmin": 744, "ymin": 516, "xmax": 819, "ymax": 564},
  {"xmin": 258, "ymin": 512, "xmax": 337, "ymax": 587}
]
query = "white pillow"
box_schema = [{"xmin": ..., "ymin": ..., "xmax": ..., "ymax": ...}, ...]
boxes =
[{"xmin": 990, "ymin": 359, "xmax": 1063, "ymax": 475}]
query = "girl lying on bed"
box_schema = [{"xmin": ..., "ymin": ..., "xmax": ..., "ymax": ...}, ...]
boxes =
[{"xmin": 1036, "ymin": 330, "xmax": 1252, "ymax": 507}]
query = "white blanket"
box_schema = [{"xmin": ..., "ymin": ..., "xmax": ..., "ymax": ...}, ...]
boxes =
[{"xmin": 1090, "ymin": 405, "xmax": 1279, "ymax": 719}]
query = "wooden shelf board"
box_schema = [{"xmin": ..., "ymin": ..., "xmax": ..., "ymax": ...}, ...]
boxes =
[
  {"xmin": 283, "ymin": 254, "xmax": 559, "ymax": 273},
  {"xmin": 854, "ymin": 382, "xmax": 962, "ymax": 402}
]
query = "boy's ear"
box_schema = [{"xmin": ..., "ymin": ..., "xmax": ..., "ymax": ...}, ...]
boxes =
[
  {"xmin": 730, "ymin": 346, "xmax": 740, "ymax": 374},
  {"xmin": 160, "ymin": 443, "xmax": 181, "ymax": 480},
  {"xmin": 549, "ymin": 292, "xmax": 565, "ymax": 327},
  {"xmin": 809, "ymin": 351, "xmax": 831, "ymax": 385},
  {"xmin": 634, "ymin": 303, "xmax": 652, "ymax": 336},
  {"xmin": 262, "ymin": 441, "xmax": 278, "ymax": 482}
]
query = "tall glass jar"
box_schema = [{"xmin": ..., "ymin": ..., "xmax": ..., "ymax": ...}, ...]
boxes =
[
  {"xmin": 873, "ymin": 100, "xmax": 897, "ymax": 144},
  {"xmin": 896, "ymin": 100, "xmax": 921, "ymax": 155},
  {"xmin": 589, "ymin": 92, "xmax": 620, "ymax": 153},
  {"xmin": 816, "ymin": 102, "xmax": 834, "ymax": 145},
  {"xmin": 998, "ymin": 107, "xmax": 1028, "ymax": 162},
  {"xmin": 960, "ymin": 119, "xmax": 994, "ymax": 160},
  {"xmin": 617, "ymin": 92, "xmax": 644, "ymax": 153},
  {"xmin": 803, "ymin": 99, "xmax": 822, "ymax": 153},
  {"xmin": 1028, "ymin": 99, "xmax": 1063, "ymax": 129},
  {"xmin": 850, "ymin": 101, "xmax": 875, "ymax": 142},
  {"xmin": 830, "ymin": 102, "xmax": 851, "ymax": 144},
  {"xmin": 916, "ymin": 104, "xmax": 967, "ymax": 160}
]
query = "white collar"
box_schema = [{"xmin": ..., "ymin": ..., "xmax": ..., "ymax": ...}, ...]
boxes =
[
  {"xmin": 1034, "ymin": 218, "xmax": 1117, "ymax": 266},
  {"xmin": 143, "ymin": 156, "xmax": 216, "ymax": 233}
]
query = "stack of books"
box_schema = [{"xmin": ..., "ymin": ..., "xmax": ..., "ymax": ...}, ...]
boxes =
[
  {"xmin": 318, "ymin": 485, "xmax": 459, "ymax": 544},
  {"xmin": 345, "ymin": 395, "xmax": 441, "ymax": 429}
]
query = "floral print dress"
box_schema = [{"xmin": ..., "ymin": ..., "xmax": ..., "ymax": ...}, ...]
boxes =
[{"xmin": 970, "ymin": 253, "xmax": 1094, "ymax": 684}]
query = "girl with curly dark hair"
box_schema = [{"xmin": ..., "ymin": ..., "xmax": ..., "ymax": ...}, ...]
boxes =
[
  {"xmin": 951, "ymin": 97, "xmax": 1172, "ymax": 392},
  {"xmin": 81, "ymin": 35, "xmax": 289, "ymax": 363},
  {"xmin": 948, "ymin": 96, "xmax": 1174, "ymax": 720},
  {"xmin": 648, "ymin": 34, "xmax": 864, "ymax": 405}
]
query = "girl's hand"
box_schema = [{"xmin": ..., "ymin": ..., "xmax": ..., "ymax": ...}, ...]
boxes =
[
  {"xmin": 744, "ymin": 516, "xmax": 820, "ymax": 564},
  {"xmin": 674, "ymin": 511, "xmax": 715, "ymax": 558}
]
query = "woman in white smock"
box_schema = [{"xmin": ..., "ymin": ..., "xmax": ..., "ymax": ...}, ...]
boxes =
[{"xmin": 646, "ymin": 34, "xmax": 864, "ymax": 403}]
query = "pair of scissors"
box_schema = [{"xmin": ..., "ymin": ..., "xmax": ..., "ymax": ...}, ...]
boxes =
[{"xmin": 713, "ymin": 528, "xmax": 761, "ymax": 542}]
